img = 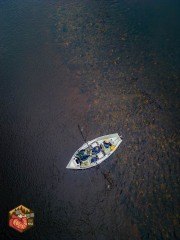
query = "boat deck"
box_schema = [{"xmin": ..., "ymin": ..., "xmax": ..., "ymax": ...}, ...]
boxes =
[{"xmin": 79, "ymin": 139, "xmax": 115, "ymax": 168}]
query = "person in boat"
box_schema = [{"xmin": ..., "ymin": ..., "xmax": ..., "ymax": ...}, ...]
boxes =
[
  {"xmin": 103, "ymin": 139, "xmax": 112, "ymax": 148},
  {"xmin": 91, "ymin": 155, "xmax": 99, "ymax": 163},
  {"xmin": 103, "ymin": 139, "xmax": 115, "ymax": 151},
  {"xmin": 77, "ymin": 149, "xmax": 90, "ymax": 161},
  {"xmin": 92, "ymin": 146, "xmax": 101, "ymax": 155}
]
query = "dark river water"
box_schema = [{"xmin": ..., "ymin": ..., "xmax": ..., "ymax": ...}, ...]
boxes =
[{"xmin": 0, "ymin": 0, "xmax": 179, "ymax": 239}]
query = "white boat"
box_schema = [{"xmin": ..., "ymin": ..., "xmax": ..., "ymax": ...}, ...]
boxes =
[{"xmin": 66, "ymin": 133, "xmax": 122, "ymax": 169}]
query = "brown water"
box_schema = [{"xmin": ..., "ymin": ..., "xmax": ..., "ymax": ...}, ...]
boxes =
[{"xmin": 0, "ymin": 0, "xmax": 179, "ymax": 239}]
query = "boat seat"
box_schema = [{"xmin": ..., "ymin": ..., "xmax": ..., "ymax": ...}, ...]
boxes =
[
  {"xmin": 97, "ymin": 151, "xmax": 104, "ymax": 159},
  {"xmin": 104, "ymin": 147, "xmax": 111, "ymax": 155}
]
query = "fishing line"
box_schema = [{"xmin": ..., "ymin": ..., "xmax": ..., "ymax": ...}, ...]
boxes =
[{"xmin": 85, "ymin": 169, "xmax": 95, "ymax": 192}]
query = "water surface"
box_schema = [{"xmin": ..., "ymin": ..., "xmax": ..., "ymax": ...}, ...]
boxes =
[{"xmin": 0, "ymin": 0, "xmax": 179, "ymax": 239}]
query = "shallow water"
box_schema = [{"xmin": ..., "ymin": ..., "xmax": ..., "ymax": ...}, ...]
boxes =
[{"xmin": 0, "ymin": 0, "xmax": 179, "ymax": 239}]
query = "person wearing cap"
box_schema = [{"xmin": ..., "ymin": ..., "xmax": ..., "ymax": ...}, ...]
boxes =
[{"xmin": 103, "ymin": 139, "xmax": 112, "ymax": 148}]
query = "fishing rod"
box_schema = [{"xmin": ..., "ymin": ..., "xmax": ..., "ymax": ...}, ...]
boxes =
[
  {"xmin": 78, "ymin": 124, "xmax": 87, "ymax": 142},
  {"xmin": 77, "ymin": 124, "xmax": 91, "ymax": 149}
]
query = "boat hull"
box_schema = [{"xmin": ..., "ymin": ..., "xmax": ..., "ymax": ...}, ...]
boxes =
[{"xmin": 66, "ymin": 133, "xmax": 122, "ymax": 170}]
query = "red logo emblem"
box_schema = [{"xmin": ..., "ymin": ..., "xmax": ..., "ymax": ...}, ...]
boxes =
[{"xmin": 9, "ymin": 205, "xmax": 34, "ymax": 232}]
